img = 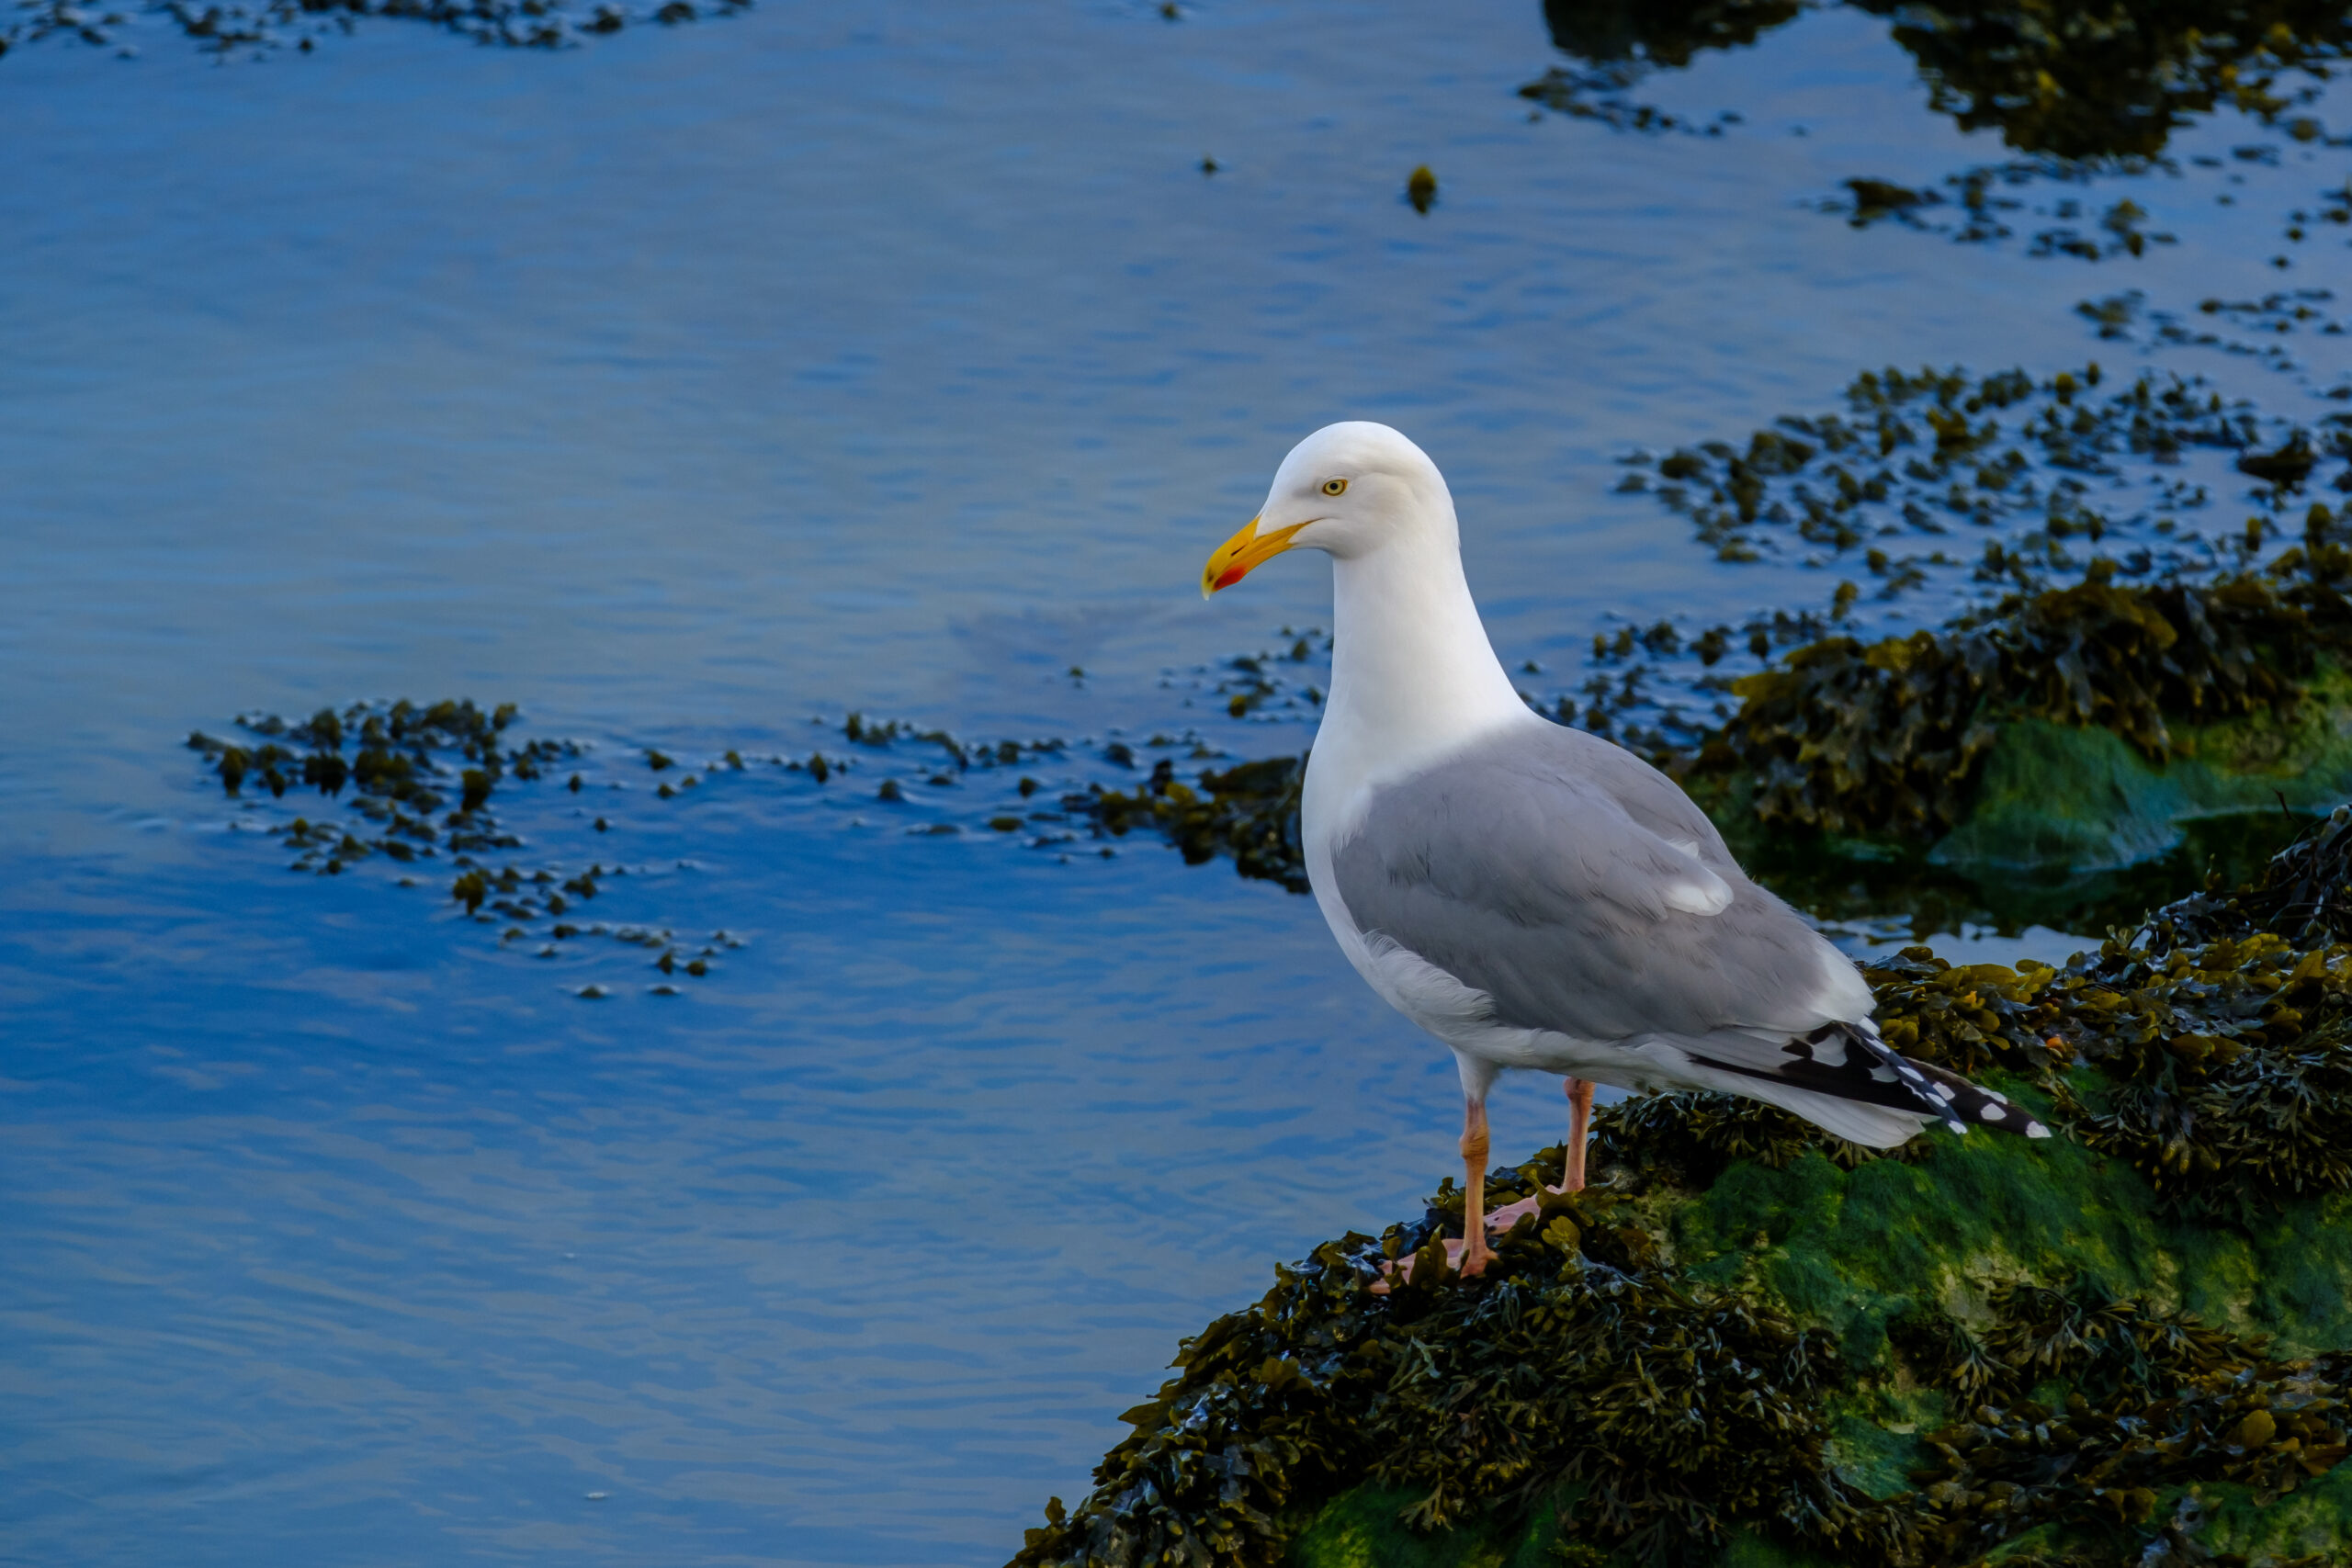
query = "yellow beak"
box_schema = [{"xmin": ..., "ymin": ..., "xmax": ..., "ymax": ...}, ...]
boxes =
[{"xmin": 1201, "ymin": 515, "xmax": 1308, "ymax": 598}]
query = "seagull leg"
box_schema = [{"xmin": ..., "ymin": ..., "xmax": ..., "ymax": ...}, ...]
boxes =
[
  {"xmin": 1485, "ymin": 1074, "xmax": 1600, "ymax": 1236},
  {"xmin": 1561, "ymin": 1076, "xmax": 1594, "ymax": 1193},
  {"xmin": 1452, "ymin": 1095, "xmax": 1498, "ymax": 1278}
]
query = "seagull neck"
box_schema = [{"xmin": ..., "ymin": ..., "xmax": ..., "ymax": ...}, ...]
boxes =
[{"xmin": 1324, "ymin": 540, "xmax": 1527, "ymax": 762}]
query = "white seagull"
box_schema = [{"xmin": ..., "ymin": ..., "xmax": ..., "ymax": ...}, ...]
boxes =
[{"xmin": 1201, "ymin": 422, "xmax": 2048, "ymax": 1278}]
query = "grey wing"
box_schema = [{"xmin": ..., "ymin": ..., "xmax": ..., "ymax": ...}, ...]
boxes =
[{"xmin": 1329, "ymin": 724, "xmax": 1866, "ymax": 1045}]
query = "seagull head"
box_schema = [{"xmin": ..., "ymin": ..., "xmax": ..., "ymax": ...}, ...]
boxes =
[{"xmin": 1201, "ymin": 421, "xmax": 1453, "ymax": 596}]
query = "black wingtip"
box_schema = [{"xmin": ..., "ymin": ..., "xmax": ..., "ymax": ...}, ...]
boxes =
[{"xmin": 1905, "ymin": 1055, "xmax": 2052, "ymax": 1140}]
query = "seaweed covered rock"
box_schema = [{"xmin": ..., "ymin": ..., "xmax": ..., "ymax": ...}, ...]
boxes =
[
  {"xmin": 1699, "ymin": 550, "xmax": 2352, "ymax": 872},
  {"xmin": 1011, "ymin": 816, "xmax": 2352, "ymax": 1568}
]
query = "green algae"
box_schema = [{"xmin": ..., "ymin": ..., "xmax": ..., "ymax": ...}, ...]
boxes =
[
  {"xmin": 1930, "ymin": 682, "xmax": 2352, "ymax": 874},
  {"xmin": 1010, "ymin": 831, "xmax": 2352, "ymax": 1568}
]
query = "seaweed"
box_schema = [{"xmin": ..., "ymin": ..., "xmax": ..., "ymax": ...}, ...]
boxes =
[
  {"xmin": 189, "ymin": 698, "xmax": 759, "ymax": 990},
  {"xmin": 1072, "ymin": 547, "xmax": 2352, "ymax": 912},
  {"xmin": 1627, "ymin": 363, "xmax": 2279, "ymax": 581},
  {"xmin": 1845, "ymin": 0, "xmax": 2352, "ymax": 163},
  {"xmin": 0, "ymin": 0, "xmax": 749, "ymax": 62},
  {"xmin": 1526, "ymin": 1, "xmax": 2352, "ymax": 161},
  {"xmin": 1010, "ymin": 824, "xmax": 2352, "ymax": 1568},
  {"xmin": 189, "ymin": 697, "xmax": 546, "ymax": 867},
  {"xmin": 2074, "ymin": 289, "xmax": 2346, "ymax": 378},
  {"xmin": 1069, "ymin": 755, "xmax": 1308, "ymax": 893},
  {"xmin": 1710, "ymin": 558, "xmax": 2352, "ymax": 842},
  {"xmin": 1516, "ymin": 0, "xmax": 1793, "ymax": 135},
  {"xmin": 1012, "ymin": 1156, "xmax": 2352, "ymax": 1566}
]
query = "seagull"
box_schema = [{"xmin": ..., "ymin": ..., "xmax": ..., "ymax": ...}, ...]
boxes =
[{"xmin": 1201, "ymin": 422, "xmax": 2048, "ymax": 1278}]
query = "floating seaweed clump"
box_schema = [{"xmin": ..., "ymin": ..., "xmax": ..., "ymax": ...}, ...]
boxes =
[
  {"xmin": 2076, "ymin": 288, "xmax": 2346, "ymax": 375},
  {"xmin": 1525, "ymin": 2, "xmax": 2352, "ymax": 261},
  {"xmin": 1516, "ymin": 0, "xmax": 1792, "ymax": 134},
  {"xmin": 191, "ymin": 698, "xmax": 756, "ymax": 988},
  {"xmin": 0, "ymin": 0, "xmax": 747, "ymax": 62},
  {"xmin": 1578, "ymin": 367, "xmax": 2352, "ymax": 778},
  {"xmin": 1623, "ymin": 363, "xmax": 2311, "ymax": 579},
  {"xmin": 190, "ymin": 697, "xmax": 1205, "ymax": 982},
  {"xmin": 1067, "ymin": 756, "xmax": 1307, "ymax": 893},
  {"xmin": 1012, "ymin": 821, "xmax": 2352, "ymax": 1568},
  {"xmin": 189, "ymin": 698, "xmax": 560, "ymax": 867}
]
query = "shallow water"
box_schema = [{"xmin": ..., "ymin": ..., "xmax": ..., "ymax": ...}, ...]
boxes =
[{"xmin": 2, "ymin": 3, "xmax": 2347, "ymax": 1563}]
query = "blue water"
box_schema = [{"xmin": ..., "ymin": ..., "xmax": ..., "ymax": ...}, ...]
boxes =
[{"xmin": 3, "ymin": 3, "xmax": 2347, "ymax": 1563}]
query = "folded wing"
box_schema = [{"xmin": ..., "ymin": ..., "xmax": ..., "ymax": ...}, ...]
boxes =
[{"xmin": 1330, "ymin": 723, "xmax": 1868, "ymax": 1045}]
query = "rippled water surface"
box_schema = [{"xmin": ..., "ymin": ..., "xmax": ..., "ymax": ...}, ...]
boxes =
[{"xmin": 4, "ymin": 2, "xmax": 2349, "ymax": 1562}]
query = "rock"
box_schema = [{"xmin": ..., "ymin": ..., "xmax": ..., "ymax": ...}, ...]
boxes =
[{"xmin": 1010, "ymin": 822, "xmax": 2352, "ymax": 1568}]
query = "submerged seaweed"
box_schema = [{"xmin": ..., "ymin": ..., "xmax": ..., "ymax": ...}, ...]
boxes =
[
  {"xmin": 189, "ymin": 698, "xmax": 553, "ymax": 868},
  {"xmin": 0, "ymin": 0, "xmax": 748, "ymax": 62},
  {"xmin": 1010, "ymin": 819, "xmax": 2352, "ymax": 1568},
  {"xmin": 1526, "ymin": 2, "xmax": 2352, "ymax": 265},
  {"xmin": 192, "ymin": 699, "xmax": 750, "ymax": 988},
  {"xmin": 1624, "ymin": 363, "xmax": 2313, "ymax": 581},
  {"xmin": 1527, "ymin": 0, "xmax": 2352, "ymax": 160},
  {"xmin": 1851, "ymin": 0, "xmax": 2352, "ymax": 163}
]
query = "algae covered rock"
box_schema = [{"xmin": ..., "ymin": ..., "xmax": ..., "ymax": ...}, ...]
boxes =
[
  {"xmin": 1010, "ymin": 818, "xmax": 2352, "ymax": 1568},
  {"xmin": 1702, "ymin": 556, "xmax": 2352, "ymax": 875}
]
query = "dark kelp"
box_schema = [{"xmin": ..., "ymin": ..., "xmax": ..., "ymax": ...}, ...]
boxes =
[{"xmin": 1009, "ymin": 817, "xmax": 2352, "ymax": 1567}]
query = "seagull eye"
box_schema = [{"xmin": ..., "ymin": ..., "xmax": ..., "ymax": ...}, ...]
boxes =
[{"xmin": 1321, "ymin": 478, "xmax": 1348, "ymax": 496}]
